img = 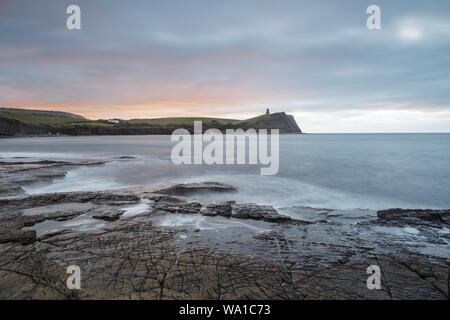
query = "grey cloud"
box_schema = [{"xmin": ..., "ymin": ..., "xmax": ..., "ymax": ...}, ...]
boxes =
[{"xmin": 0, "ymin": 0, "xmax": 449, "ymax": 125}]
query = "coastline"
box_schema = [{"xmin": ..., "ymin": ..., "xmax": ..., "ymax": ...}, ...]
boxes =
[{"xmin": 0, "ymin": 132, "xmax": 304, "ymax": 139}]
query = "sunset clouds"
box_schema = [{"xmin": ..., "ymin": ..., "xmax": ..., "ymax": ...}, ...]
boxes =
[{"xmin": 1, "ymin": 0, "xmax": 450, "ymax": 132}]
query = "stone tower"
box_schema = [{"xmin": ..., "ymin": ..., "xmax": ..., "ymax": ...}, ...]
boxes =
[{"xmin": 266, "ymin": 108, "xmax": 270, "ymax": 115}]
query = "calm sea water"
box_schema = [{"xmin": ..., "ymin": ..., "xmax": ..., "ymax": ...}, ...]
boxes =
[{"xmin": 1, "ymin": 134, "xmax": 449, "ymax": 210}]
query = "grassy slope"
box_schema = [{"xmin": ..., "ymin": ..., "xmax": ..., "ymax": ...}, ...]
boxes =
[
  {"xmin": 3, "ymin": 112, "xmax": 287, "ymax": 130},
  {"xmin": 3, "ymin": 113, "xmax": 253, "ymax": 128},
  {"xmin": 125, "ymin": 117, "xmax": 237, "ymax": 126},
  {"xmin": 3, "ymin": 113, "xmax": 263, "ymax": 127},
  {"xmin": 125, "ymin": 115, "xmax": 267, "ymax": 126},
  {"xmin": 2, "ymin": 114, "xmax": 112, "ymax": 127}
]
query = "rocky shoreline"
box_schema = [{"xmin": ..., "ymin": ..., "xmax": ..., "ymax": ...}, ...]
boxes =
[{"xmin": 0, "ymin": 159, "xmax": 448, "ymax": 299}]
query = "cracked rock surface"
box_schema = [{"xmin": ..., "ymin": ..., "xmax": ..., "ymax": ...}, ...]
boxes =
[{"xmin": 0, "ymin": 159, "xmax": 448, "ymax": 300}]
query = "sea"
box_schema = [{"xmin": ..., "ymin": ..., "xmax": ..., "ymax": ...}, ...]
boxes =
[{"xmin": 1, "ymin": 133, "xmax": 449, "ymax": 210}]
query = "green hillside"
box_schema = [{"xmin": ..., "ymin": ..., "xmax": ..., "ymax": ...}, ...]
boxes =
[
  {"xmin": 0, "ymin": 107, "xmax": 302, "ymax": 136},
  {"xmin": 2, "ymin": 113, "xmax": 111, "ymax": 127},
  {"xmin": 127, "ymin": 117, "xmax": 236, "ymax": 126},
  {"xmin": 125, "ymin": 115, "xmax": 267, "ymax": 126},
  {"xmin": 0, "ymin": 107, "xmax": 86, "ymax": 119}
]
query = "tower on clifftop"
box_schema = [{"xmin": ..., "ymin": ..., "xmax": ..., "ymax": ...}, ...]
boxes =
[{"xmin": 266, "ymin": 108, "xmax": 270, "ymax": 115}]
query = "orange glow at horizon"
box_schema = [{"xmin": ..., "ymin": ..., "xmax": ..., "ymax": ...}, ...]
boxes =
[{"xmin": 1, "ymin": 82, "xmax": 276, "ymax": 120}]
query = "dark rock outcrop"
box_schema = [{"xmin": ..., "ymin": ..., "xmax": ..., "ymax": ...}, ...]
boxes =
[
  {"xmin": 0, "ymin": 116, "xmax": 47, "ymax": 136},
  {"xmin": 156, "ymin": 182, "xmax": 237, "ymax": 195},
  {"xmin": 377, "ymin": 208, "xmax": 450, "ymax": 228},
  {"xmin": 202, "ymin": 201, "xmax": 235, "ymax": 217},
  {"xmin": 91, "ymin": 209, "xmax": 125, "ymax": 221},
  {"xmin": 150, "ymin": 194, "xmax": 292, "ymax": 223},
  {"xmin": 0, "ymin": 229, "xmax": 37, "ymax": 245},
  {"xmin": 232, "ymin": 203, "xmax": 292, "ymax": 222}
]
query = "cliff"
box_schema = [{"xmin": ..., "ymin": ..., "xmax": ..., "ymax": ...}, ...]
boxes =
[
  {"xmin": 237, "ymin": 112, "xmax": 302, "ymax": 133},
  {"xmin": 0, "ymin": 116, "xmax": 48, "ymax": 136}
]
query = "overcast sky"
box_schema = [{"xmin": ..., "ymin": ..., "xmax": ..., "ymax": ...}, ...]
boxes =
[{"xmin": 1, "ymin": 0, "xmax": 450, "ymax": 132}]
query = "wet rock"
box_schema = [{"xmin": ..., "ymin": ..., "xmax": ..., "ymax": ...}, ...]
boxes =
[
  {"xmin": 178, "ymin": 202, "xmax": 203, "ymax": 214},
  {"xmin": 45, "ymin": 211, "xmax": 85, "ymax": 222},
  {"xmin": 91, "ymin": 209, "xmax": 125, "ymax": 221},
  {"xmin": 0, "ymin": 183, "xmax": 24, "ymax": 196},
  {"xmin": 38, "ymin": 228, "xmax": 72, "ymax": 241},
  {"xmin": 232, "ymin": 203, "xmax": 292, "ymax": 223},
  {"xmin": 253, "ymin": 231, "xmax": 283, "ymax": 241},
  {"xmin": 155, "ymin": 182, "xmax": 237, "ymax": 195},
  {"xmin": 0, "ymin": 229, "xmax": 37, "ymax": 245},
  {"xmin": 0, "ymin": 192, "xmax": 140, "ymax": 211},
  {"xmin": 0, "ymin": 195, "xmax": 448, "ymax": 299},
  {"xmin": 0, "ymin": 159, "xmax": 448, "ymax": 300},
  {"xmin": 0, "ymin": 158, "xmax": 105, "ymax": 197},
  {"xmin": 377, "ymin": 208, "xmax": 450, "ymax": 229},
  {"xmin": 202, "ymin": 201, "xmax": 235, "ymax": 217},
  {"xmin": 146, "ymin": 194, "xmax": 183, "ymax": 203},
  {"xmin": 151, "ymin": 197, "xmax": 291, "ymax": 223},
  {"xmin": 153, "ymin": 199, "xmax": 202, "ymax": 214}
]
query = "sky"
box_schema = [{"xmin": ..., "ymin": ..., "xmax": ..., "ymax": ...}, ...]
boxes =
[{"xmin": 1, "ymin": 0, "xmax": 450, "ymax": 132}]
